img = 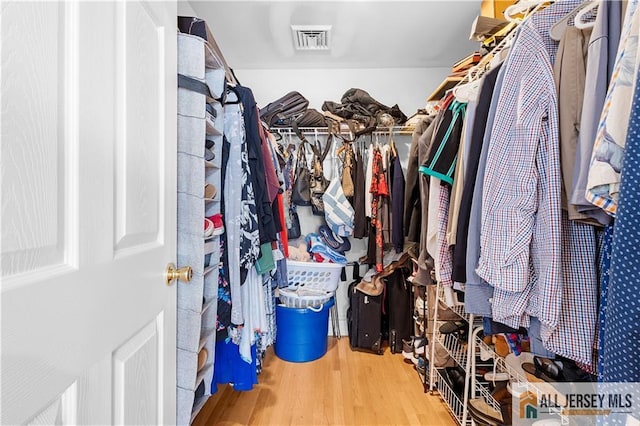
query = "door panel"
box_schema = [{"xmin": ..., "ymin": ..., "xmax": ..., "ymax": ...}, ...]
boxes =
[
  {"xmin": 113, "ymin": 316, "xmax": 162, "ymax": 425},
  {"xmin": 1, "ymin": 1, "xmax": 177, "ymax": 424},
  {"xmin": 115, "ymin": 1, "xmax": 164, "ymax": 253},
  {"xmin": 1, "ymin": 1, "xmax": 69, "ymax": 277},
  {"xmin": 26, "ymin": 382, "xmax": 77, "ymax": 426}
]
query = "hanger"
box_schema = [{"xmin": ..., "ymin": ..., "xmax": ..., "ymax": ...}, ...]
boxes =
[
  {"xmin": 550, "ymin": 1, "xmax": 596, "ymax": 41},
  {"xmin": 453, "ymin": 78, "xmax": 483, "ymax": 103},
  {"xmin": 504, "ymin": 0, "xmax": 552, "ymax": 22},
  {"xmin": 574, "ymin": 0, "xmax": 598, "ymax": 29},
  {"xmin": 388, "ymin": 128, "xmax": 397, "ymax": 157},
  {"xmin": 224, "ymin": 85, "xmax": 241, "ymax": 105},
  {"xmin": 271, "ymin": 128, "xmax": 283, "ymax": 141}
]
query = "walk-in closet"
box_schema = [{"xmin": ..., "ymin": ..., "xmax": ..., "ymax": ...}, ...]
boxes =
[{"xmin": 3, "ymin": 0, "xmax": 639, "ymax": 425}]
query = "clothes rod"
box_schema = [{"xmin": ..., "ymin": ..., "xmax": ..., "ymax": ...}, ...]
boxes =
[{"xmin": 271, "ymin": 126, "xmax": 415, "ymax": 136}]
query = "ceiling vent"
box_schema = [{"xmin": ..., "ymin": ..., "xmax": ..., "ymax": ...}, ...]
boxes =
[{"xmin": 291, "ymin": 25, "xmax": 331, "ymax": 50}]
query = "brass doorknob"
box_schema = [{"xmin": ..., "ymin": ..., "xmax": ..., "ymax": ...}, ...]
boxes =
[{"xmin": 165, "ymin": 263, "xmax": 192, "ymax": 286}]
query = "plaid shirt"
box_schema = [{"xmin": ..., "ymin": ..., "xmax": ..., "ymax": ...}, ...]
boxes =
[
  {"xmin": 477, "ymin": 1, "xmax": 583, "ymax": 334},
  {"xmin": 437, "ymin": 183, "xmax": 453, "ymax": 287},
  {"xmin": 541, "ymin": 214, "xmax": 598, "ymax": 368}
]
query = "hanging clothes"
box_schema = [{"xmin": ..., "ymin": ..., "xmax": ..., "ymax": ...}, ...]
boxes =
[
  {"xmin": 404, "ymin": 117, "xmax": 432, "ymax": 244},
  {"xmin": 570, "ymin": 0, "xmax": 622, "ymax": 225},
  {"xmin": 554, "ymin": 25, "xmax": 593, "ymax": 223},
  {"xmin": 352, "ymin": 146, "xmax": 368, "ymax": 239},
  {"xmin": 477, "ymin": 0, "xmax": 581, "ymax": 329},
  {"xmin": 370, "ymin": 146, "xmax": 389, "ymax": 273},
  {"xmin": 419, "ymin": 100, "xmax": 466, "ymax": 186},
  {"xmin": 216, "ymin": 132, "xmax": 232, "ymax": 336},
  {"xmin": 413, "ymin": 116, "xmax": 437, "ymax": 286},
  {"xmin": 235, "ymin": 86, "xmax": 277, "ymax": 245},
  {"xmin": 475, "ymin": 1, "xmax": 600, "ymax": 368},
  {"xmin": 586, "ymin": 0, "xmax": 640, "ymax": 217},
  {"xmin": 447, "ymin": 99, "xmax": 473, "ymax": 250},
  {"xmin": 223, "ymin": 98, "xmax": 249, "ymax": 326},
  {"xmin": 601, "ymin": 55, "xmax": 640, "ymax": 383},
  {"xmin": 464, "ymin": 62, "xmax": 507, "ymax": 317},
  {"xmin": 452, "ymin": 62, "xmax": 502, "ymax": 285},
  {"xmin": 436, "ymin": 183, "xmax": 453, "ymax": 288},
  {"xmin": 391, "ymin": 152, "xmax": 405, "ymax": 253}
]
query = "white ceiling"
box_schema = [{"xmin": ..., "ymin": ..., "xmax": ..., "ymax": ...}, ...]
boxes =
[{"xmin": 187, "ymin": 0, "xmax": 482, "ymax": 70}]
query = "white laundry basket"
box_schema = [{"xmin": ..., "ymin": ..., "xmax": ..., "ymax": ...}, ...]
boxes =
[{"xmin": 285, "ymin": 260, "xmax": 343, "ymax": 293}]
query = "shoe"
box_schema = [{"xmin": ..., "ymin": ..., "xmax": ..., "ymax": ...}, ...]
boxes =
[
  {"xmin": 522, "ymin": 356, "xmax": 562, "ymax": 382},
  {"xmin": 484, "ymin": 371, "xmax": 510, "ymax": 382},
  {"xmin": 412, "ymin": 355, "xmax": 427, "ymax": 368},
  {"xmin": 416, "ymin": 362, "xmax": 428, "ymax": 377},
  {"xmin": 207, "ymin": 214, "xmax": 224, "ymax": 236},
  {"xmin": 439, "ymin": 320, "xmax": 467, "ymax": 334},
  {"xmin": 445, "ymin": 366, "xmax": 466, "ymax": 396},
  {"xmin": 204, "ymin": 218, "xmax": 214, "ymax": 238},
  {"xmin": 204, "ymin": 183, "xmax": 217, "ymax": 200},
  {"xmin": 206, "ymin": 104, "xmax": 221, "ymax": 136},
  {"xmin": 197, "ymin": 348, "xmax": 208, "ymax": 371},
  {"xmin": 318, "ymin": 224, "xmax": 351, "ymax": 253},
  {"xmin": 492, "ymin": 334, "xmax": 511, "ymax": 358},
  {"xmin": 414, "ymin": 336, "xmax": 429, "ymax": 356},
  {"xmin": 468, "ymin": 398, "xmax": 508, "ymax": 425},
  {"xmin": 402, "ymin": 338, "xmax": 415, "ymax": 360},
  {"xmin": 205, "ymin": 147, "xmax": 215, "ymax": 162},
  {"xmin": 414, "ymin": 296, "xmax": 426, "ymax": 316},
  {"xmin": 414, "ymin": 357, "xmax": 428, "ymax": 374}
]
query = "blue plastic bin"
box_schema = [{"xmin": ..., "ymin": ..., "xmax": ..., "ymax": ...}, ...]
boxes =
[{"xmin": 275, "ymin": 298, "xmax": 334, "ymax": 362}]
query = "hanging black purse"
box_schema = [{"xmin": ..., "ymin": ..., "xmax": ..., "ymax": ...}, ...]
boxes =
[
  {"xmin": 291, "ymin": 141, "xmax": 311, "ymax": 206},
  {"xmin": 287, "ymin": 208, "xmax": 302, "ymax": 239},
  {"xmin": 309, "ymin": 136, "xmax": 332, "ymax": 216}
]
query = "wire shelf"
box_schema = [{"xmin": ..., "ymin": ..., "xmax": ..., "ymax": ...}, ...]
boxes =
[
  {"xmin": 474, "ymin": 380, "xmax": 501, "ymax": 411},
  {"xmin": 472, "ymin": 334, "xmax": 570, "ymax": 424},
  {"xmin": 437, "ymin": 332, "xmax": 468, "ymax": 368},
  {"xmin": 435, "ymin": 368, "xmax": 473, "ymax": 426}
]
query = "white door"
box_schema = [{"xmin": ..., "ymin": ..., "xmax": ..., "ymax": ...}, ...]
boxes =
[{"xmin": 1, "ymin": 1, "xmax": 178, "ymax": 424}]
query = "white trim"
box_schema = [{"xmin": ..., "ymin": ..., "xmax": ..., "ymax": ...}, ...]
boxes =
[{"xmin": 64, "ymin": 0, "xmax": 80, "ymax": 270}]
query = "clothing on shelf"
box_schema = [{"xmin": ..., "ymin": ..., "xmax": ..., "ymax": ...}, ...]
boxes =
[{"xmin": 411, "ymin": 0, "xmax": 640, "ymax": 384}]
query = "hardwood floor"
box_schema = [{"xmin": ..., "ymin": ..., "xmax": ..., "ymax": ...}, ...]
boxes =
[{"xmin": 193, "ymin": 338, "xmax": 458, "ymax": 425}]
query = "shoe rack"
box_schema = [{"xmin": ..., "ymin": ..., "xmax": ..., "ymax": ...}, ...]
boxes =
[
  {"xmin": 176, "ymin": 25, "xmax": 225, "ymax": 425},
  {"xmin": 468, "ymin": 328, "xmax": 570, "ymax": 425},
  {"xmin": 409, "ymin": 272, "xmax": 430, "ymax": 392},
  {"xmin": 428, "ymin": 281, "xmax": 474, "ymax": 426}
]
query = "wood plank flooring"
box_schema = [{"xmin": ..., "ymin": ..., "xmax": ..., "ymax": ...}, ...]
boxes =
[{"xmin": 193, "ymin": 338, "xmax": 457, "ymax": 426}]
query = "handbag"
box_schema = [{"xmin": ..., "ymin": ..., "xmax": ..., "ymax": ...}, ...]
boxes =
[
  {"xmin": 323, "ymin": 146, "xmax": 355, "ymax": 237},
  {"xmin": 339, "ymin": 141, "xmax": 355, "ymax": 197},
  {"xmin": 287, "ymin": 208, "xmax": 302, "ymax": 239},
  {"xmin": 259, "ymin": 91, "xmax": 309, "ymax": 127},
  {"xmin": 291, "ymin": 141, "xmax": 311, "ymax": 206},
  {"xmin": 309, "ymin": 137, "xmax": 332, "ymax": 216}
]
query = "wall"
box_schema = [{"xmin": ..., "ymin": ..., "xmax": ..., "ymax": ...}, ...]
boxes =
[
  {"xmin": 178, "ymin": 1, "xmax": 197, "ymax": 17},
  {"xmin": 234, "ymin": 67, "xmax": 451, "ymax": 117}
]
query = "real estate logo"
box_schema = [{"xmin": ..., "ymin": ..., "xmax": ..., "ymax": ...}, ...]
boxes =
[{"xmin": 520, "ymin": 390, "xmax": 538, "ymax": 419}]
